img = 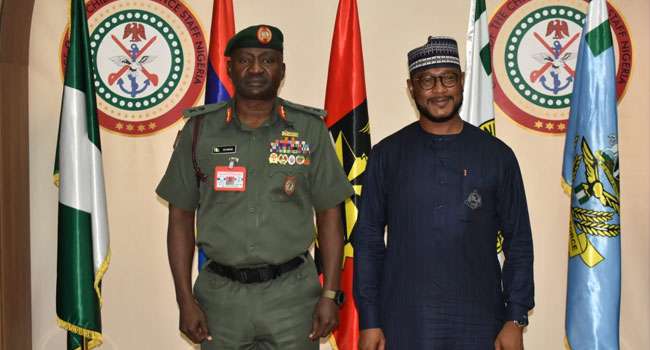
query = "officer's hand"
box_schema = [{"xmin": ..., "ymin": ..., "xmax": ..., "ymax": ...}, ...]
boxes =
[
  {"xmin": 494, "ymin": 321, "xmax": 524, "ymax": 350},
  {"xmin": 309, "ymin": 297, "xmax": 339, "ymax": 341},
  {"xmin": 179, "ymin": 300, "xmax": 212, "ymax": 344},
  {"xmin": 359, "ymin": 328, "xmax": 386, "ymax": 350}
]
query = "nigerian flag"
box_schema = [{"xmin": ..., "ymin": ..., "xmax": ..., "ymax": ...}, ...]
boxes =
[
  {"xmin": 460, "ymin": 0, "xmax": 495, "ymax": 136},
  {"xmin": 54, "ymin": 0, "xmax": 110, "ymax": 349},
  {"xmin": 562, "ymin": 0, "xmax": 621, "ymax": 348},
  {"xmin": 461, "ymin": 0, "xmax": 504, "ymax": 263}
]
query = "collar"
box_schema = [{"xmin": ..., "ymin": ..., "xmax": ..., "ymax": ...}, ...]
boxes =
[{"xmin": 225, "ymin": 98, "xmax": 295, "ymax": 129}]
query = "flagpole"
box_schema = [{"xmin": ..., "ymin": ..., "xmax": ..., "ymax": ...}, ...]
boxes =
[{"xmin": 82, "ymin": 337, "xmax": 89, "ymax": 350}]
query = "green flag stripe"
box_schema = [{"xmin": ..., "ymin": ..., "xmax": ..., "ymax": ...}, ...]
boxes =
[
  {"xmin": 65, "ymin": 0, "xmax": 102, "ymax": 150},
  {"xmin": 64, "ymin": 0, "xmax": 84, "ymax": 92},
  {"xmin": 480, "ymin": 44, "xmax": 492, "ymax": 76},
  {"xmin": 586, "ymin": 20, "xmax": 613, "ymax": 57},
  {"xmin": 475, "ymin": 0, "xmax": 486, "ymax": 21},
  {"xmin": 56, "ymin": 203, "xmax": 101, "ymax": 332}
]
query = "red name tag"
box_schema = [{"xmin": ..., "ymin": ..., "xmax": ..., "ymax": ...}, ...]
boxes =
[{"xmin": 214, "ymin": 166, "xmax": 246, "ymax": 191}]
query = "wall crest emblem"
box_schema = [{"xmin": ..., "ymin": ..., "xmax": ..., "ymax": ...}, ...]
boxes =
[
  {"xmin": 60, "ymin": 0, "xmax": 207, "ymax": 136},
  {"xmin": 489, "ymin": 0, "xmax": 633, "ymax": 135}
]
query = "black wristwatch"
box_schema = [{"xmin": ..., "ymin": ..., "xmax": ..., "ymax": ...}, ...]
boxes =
[{"xmin": 321, "ymin": 289, "xmax": 346, "ymax": 306}]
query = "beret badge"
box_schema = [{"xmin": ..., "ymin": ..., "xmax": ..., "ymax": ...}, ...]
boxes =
[{"xmin": 257, "ymin": 26, "xmax": 272, "ymax": 44}]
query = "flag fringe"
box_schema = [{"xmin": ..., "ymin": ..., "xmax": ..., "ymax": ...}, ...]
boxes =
[
  {"xmin": 56, "ymin": 316, "xmax": 103, "ymax": 350},
  {"xmin": 54, "ymin": 173, "xmax": 60, "ymax": 187},
  {"xmin": 94, "ymin": 249, "xmax": 111, "ymax": 308},
  {"xmin": 561, "ymin": 178, "xmax": 572, "ymax": 197},
  {"xmin": 327, "ymin": 332, "xmax": 340, "ymax": 350},
  {"xmin": 564, "ymin": 335, "xmax": 571, "ymax": 349}
]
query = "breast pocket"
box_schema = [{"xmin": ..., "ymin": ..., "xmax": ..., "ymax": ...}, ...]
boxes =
[
  {"xmin": 459, "ymin": 180, "xmax": 483, "ymax": 222},
  {"xmin": 196, "ymin": 155, "xmax": 240, "ymax": 203},
  {"xmin": 268, "ymin": 164, "xmax": 309, "ymax": 202}
]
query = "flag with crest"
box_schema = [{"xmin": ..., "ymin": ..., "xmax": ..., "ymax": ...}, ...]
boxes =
[
  {"xmin": 561, "ymin": 0, "xmax": 621, "ymax": 348},
  {"xmin": 319, "ymin": 0, "xmax": 371, "ymax": 348}
]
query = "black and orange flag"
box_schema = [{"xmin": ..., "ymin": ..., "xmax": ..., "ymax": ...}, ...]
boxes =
[{"xmin": 319, "ymin": 0, "xmax": 371, "ymax": 348}]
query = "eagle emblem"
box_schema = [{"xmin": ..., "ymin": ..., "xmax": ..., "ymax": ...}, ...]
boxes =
[
  {"xmin": 123, "ymin": 23, "xmax": 146, "ymax": 42},
  {"xmin": 546, "ymin": 19, "xmax": 569, "ymax": 39},
  {"xmin": 574, "ymin": 138, "xmax": 619, "ymax": 213},
  {"xmin": 569, "ymin": 136, "xmax": 620, "ymax": 267}
]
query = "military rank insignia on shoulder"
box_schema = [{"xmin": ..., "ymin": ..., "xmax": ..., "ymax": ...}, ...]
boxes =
[
  {"xmin": 183, "ymin": 101, "xmax": 230, "ymax": 118},
  {"xmin": 280, "ymin": 98, "xmax": 327, "ymax": 118}
]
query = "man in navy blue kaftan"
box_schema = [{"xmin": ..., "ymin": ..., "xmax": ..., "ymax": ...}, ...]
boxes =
[{"xmin": 353, "ymin": 37, "xmax": 534, "ymax": 350}]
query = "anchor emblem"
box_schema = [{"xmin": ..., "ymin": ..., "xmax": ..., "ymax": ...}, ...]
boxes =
[
  {"xmin": 107, "ymin": 26, "xmax": 158, "ymax": 98},
  {"xmin": 529, "ymin": 21, "xmax": 579, "ymax": 95}
]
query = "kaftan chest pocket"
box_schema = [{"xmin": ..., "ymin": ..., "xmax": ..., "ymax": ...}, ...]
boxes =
[
  {"xmin": 459, "ymin": 182, "xmax": 483, "ymax": 222},
  {"xmin": 268, "ymin": 164, "xmax": 309, "ymax": 202}
]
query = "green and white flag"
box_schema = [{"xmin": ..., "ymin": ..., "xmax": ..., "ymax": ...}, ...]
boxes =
[
  {"xmin": 461, "ymin": 0, "xmax": 503, "ymax": 262},
  {"xmin": 460, "ymin": 0, "xmax": 495, "ymax": 136},
  {"xmin": 54, "ymin": 0, "xmax": 110, "ymax": 349}
]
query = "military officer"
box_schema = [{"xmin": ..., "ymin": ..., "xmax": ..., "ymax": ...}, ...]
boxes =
[{"xmin": 157, "ymin": 24, "xmax": 353, "ymax": 350}]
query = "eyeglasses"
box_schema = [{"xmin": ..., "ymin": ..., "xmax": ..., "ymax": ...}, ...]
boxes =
[{"xmin": 412, "ymin": 73, "xmax": 459, "ymax": 90}]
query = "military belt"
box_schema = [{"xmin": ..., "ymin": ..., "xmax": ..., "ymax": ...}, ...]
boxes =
[{"xmin": 206, "ymin": 252, "xmax": 308, "ymax": 284}]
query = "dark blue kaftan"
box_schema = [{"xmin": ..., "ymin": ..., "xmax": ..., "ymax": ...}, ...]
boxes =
[{"xmin": 353, "ymin": 122, "xmax": 534, "ymax": 349}]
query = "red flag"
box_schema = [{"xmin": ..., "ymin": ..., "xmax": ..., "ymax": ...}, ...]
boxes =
[{"xmin": 322, "ymin": 0, "xmax": 371, "ymax": 348}]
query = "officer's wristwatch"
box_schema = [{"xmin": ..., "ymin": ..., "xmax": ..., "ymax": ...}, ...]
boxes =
[{"xmin": 321, "ymin": 289, "xmax": 345, "ymax": 306}]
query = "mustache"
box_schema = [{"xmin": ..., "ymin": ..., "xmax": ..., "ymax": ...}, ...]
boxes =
[
  {"xmin": 426, "ymin": 95, "xmax": 453, "ymax": 103},
  {"xmin": 415, "ymin": 99, "xmax": 463, "ymax": 123},
  {"xmin": 242, "ymin": 76, "xmax": 269, "ymax": 84}
]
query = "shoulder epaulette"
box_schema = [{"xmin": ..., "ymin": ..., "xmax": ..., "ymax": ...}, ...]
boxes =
[
  {"xmin": 280, "ymin": 98, "xmax": 328, "ymax": 118},
  {"xmin": 183, "ymin": 101, "xmax": 229, "ymax": 118}
]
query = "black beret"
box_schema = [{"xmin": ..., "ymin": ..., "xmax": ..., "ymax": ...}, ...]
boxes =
[{"xmin": 224, "ymin": 24, "xmax": 284, "ymax": 57}]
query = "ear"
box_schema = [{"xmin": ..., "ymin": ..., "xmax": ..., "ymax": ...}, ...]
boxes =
[
  {"xmin": 460, "ymin": 71, "xmax": 465, "ymax": 88},
  {"xmin": 281, "ymin": 62, "xmax": 286, "ymax": 80},
  {"xmin": 407, "ymin": 78, "xmax": 415, "ymax": 99},
  {"xmin": 227, "ymin": 60, "xmax": 232, "ymax": 77}
]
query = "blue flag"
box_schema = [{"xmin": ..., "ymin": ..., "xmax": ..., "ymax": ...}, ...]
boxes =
[{"xmin": 561, "ymin": 0, "xmax": 621, "ymax": 348}]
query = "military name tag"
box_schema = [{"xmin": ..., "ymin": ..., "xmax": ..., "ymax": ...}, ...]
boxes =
[
  {"xmin": 213, "ymin": 145, "xmax": 237, "ymax": 154},
  {"xmin": 214, "ymin": 166, "xmax": 246, "ymax": 191}
]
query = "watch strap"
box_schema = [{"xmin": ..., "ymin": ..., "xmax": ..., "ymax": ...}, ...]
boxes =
[{"xmin": 321, "ymin": 289, "xmax": 337, "ymax": 300}]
